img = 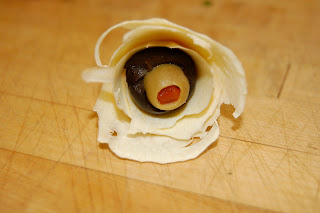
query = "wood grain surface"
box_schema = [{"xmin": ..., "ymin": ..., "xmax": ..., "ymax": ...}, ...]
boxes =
[{"xmin": 0, "ymin": 0, "xmax": 319, "ymax": 212}]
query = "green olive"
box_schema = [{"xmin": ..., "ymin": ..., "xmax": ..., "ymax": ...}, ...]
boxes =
[{"xmin": 144, "ymin": 64, "xmax": 190, "ymax": 111}]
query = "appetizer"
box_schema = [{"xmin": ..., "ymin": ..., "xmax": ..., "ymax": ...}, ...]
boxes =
[{"xmin": 82, "ymin": 18, "xmax": 247, "ymax": 164}]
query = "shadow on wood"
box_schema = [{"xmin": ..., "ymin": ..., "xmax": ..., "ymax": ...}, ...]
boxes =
[{"xmin": 220, "ymin": 103, "xmax": 243, "ymax": 131}]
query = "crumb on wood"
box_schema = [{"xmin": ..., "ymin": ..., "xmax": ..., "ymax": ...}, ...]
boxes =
[{"xmin": 203, "ymin": 0, "xmax": 213, "ymax": 7}]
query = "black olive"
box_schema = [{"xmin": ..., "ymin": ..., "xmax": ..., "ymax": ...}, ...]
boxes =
[{"xmin": 125, "ymin": 47, "xmax": 196, "ymax": 114}]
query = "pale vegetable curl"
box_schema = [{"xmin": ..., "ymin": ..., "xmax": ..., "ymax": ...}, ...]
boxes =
[{"xmin": 82, "ymin": 18, "xmax": 247, "ymax": 164}]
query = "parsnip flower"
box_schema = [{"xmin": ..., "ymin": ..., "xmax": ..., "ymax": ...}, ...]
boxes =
[{"xmin": 82, "ymin": 18, "xmax": 247, "ymax": 164}]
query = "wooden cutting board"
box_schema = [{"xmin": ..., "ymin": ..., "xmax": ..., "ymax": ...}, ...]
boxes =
[{"xmin": 0, "ymin": 0, "xmax": 319, "ymax": 212}]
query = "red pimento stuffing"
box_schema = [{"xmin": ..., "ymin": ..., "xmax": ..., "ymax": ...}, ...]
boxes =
[{"xmin": 157, "ymin": 85, "xmax": 181, "ymax": 104}]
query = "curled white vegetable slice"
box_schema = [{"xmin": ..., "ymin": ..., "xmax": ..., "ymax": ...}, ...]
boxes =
[{"xmin": 83, "ymin": 18, "xmax": 247, "ymax": 164}]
